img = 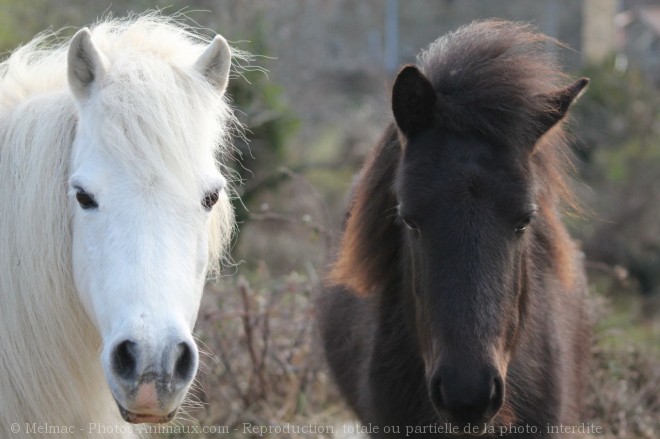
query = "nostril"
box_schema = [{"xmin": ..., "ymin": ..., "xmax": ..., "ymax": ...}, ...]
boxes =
[
  {"xmin": 112, "ymin": 340, "xmax": 138, "ymax": 381},
  {"xmin": 490, "ymin": 375, "xmax": 505, "ymax": 413},
  {"xmin": 173, "ymin": 342, "xmax": 194, "ymax": 382}
]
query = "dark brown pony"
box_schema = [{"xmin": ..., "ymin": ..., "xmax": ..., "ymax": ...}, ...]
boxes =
[{"xmin": 319, "ymin": 21, "xmax": 590, "ymax": 438}]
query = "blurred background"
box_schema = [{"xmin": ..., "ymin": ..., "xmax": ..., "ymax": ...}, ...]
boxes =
[{"xmin": 1, "ymin": 0, "xmax": 658, "ymax": 437}]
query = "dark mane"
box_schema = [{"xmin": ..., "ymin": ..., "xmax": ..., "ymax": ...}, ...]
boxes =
[
  {"xmin": 329, "ymin": 20, "xmax": 582, "ymax": 296},
  {"xmin": 420, "ymin": 20, "xmax": 565, "ymax": 142},
  {"xmin": 328, "ymin": 125, "xmax": 402, "ymax": 296}
]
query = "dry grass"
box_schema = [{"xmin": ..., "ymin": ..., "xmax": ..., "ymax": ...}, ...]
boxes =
[{"xmin": 584, "ymin": 292, "xmax": 660, "ymax": 438}]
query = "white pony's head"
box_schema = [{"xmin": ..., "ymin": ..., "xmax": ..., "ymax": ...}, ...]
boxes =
[{"xmin": 65, "ymin": 20, "xmax": 234, "ymax": 423}]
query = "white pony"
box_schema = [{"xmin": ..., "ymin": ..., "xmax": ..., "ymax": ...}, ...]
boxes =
[{"xmin": 0, "ymin": 15, "xmax": 236, "ymax": 437}]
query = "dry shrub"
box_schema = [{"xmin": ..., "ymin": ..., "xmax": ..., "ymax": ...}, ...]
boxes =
[
  {"xmin": 587, "ymin": 344, "xmax": 660, "ymax": 438},
  {"xmin": 182, "ymin": 270, "xmax": 342, "ymax": 438}
]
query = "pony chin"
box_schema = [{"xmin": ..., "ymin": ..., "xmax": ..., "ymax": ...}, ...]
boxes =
[
  {"xmin": 108, "ymin": 372, "xmax": 189, "ymax": 425},
  {"xmin": 428, "ymin": 402, "xmax": 498, "ymax": 437},
  {"xmin": 116, "ymin": 403, "xmax": 177, "ymax": 425}
]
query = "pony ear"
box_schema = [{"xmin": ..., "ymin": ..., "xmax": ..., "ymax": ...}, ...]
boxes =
[
  {"xmin": 194, "ymin": 35, "xmax": 232, "ymax": 95},
  {"xmin": 535, "ymin": 78, "xmax": 590, "ymax": 137},
  {"xmin": 68, "ymin": 28, "xmax": 108, "ymax": 100},
  {"xmin": 392, "ymin": 65, "xmax": 437, "ymax": 138}
]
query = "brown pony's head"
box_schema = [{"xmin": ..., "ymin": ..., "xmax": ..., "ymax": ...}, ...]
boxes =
[{"xmin": 389, "ymin": 22, "xmax": 587, "ymax": 431}]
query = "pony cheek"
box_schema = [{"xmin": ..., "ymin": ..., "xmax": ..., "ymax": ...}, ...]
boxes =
[
  {"xmin": 187, "ymin": 261, "xmax": 207, "ymax": 329},
  {"xmin": 70, "ymin": 223, "xmax": 104, "ymax": 330},
  {"xmin": 195, "ymin": 233, "xmax": 210, "ymax": 278},
  {"xmin": 187, "ymin": 291, "xmax": 205, "ymax": 330}
]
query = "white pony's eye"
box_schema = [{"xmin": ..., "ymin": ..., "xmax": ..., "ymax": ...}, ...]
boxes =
[
  {"xmin": 201, "ymin": 188, "xmax": 221, "ymax": 211},
  {"xmin": 75, "ymin": 188, "xmax": 98, "ymax": 210}
]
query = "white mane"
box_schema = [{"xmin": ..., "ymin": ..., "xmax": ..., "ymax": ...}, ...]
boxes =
[{"xmin": 0, "ymin": 14, "xmax": 237, "ymax": 437}]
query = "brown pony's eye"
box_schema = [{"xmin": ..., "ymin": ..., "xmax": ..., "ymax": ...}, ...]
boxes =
[
  {"xmin": 514, "ymin": 215, "xmax": 534, "ymax": 235},
  {"xmin": 75, "ymin": 189, "xmax": 98, "ymax": 210},
  {"xmin": 202, "ymin": 189, "xmax": 220, "ymax": 211},
  {"xmin": 401, "ymin": 217, "xmax": 418, "ymax": 231}
]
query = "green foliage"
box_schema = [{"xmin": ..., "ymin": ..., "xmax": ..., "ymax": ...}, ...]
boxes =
[
  {"xmin": 574, "ymin": 58, "xmax": 660, "ymax": 183},
  {"xmin": 226, "ymin": 19, "xmax": 299, "ymax": 224},
  {"xmin": 0, "ymin": 0, "xmax": 68, "ymax": 50},
  {"xmin": 573, "ymin": 58, "xmax": 660, "ymax": 297}
]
